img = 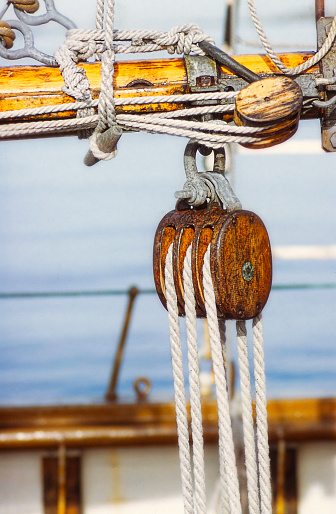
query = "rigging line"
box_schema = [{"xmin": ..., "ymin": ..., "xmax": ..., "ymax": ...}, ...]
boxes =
[
  {"xmin": 1, "ymin": 283, "xmax": 336, "ymax": 299},
  {"xmin": 165, "ymin": 243, "xmax": 194, "ymax": 514},
  {"xmin": 183, "ymin": 245, "xmax": 207, "ymax": 513},
  {"xmin": 203, "ymin": 245, "xmax": 241, "ymax": 513},
  {"xmin": 247, "ymin": 0, "xmax": 336, "ymax": 75}
]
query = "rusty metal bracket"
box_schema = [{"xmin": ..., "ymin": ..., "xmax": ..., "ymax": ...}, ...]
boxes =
[
  {"xmin": 184, "ymin": 54, "xmax": 218, "ymax": 93},
  {"xmin": 316, "ymin": 15, "xmax": 336, "ymax": 151}
]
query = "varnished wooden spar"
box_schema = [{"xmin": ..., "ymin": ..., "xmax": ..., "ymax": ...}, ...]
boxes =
[
  {"xmin": 0, "ymin": 52, "xmax": 318, "ymax": 123},
  {"xmin": 0, "ymin": 397, "xmax": 335, "ymax": 449}
]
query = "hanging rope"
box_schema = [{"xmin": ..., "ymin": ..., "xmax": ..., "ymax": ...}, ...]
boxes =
[
  {"xmin": 247, "ymin": 0, "xmax": 336, "ymax": 75},
  {"xmin": 163, "ymin": 234, "xmax": 273, "ymax": 513},
  {"xmin": 253, "ymin": 314, "xmax": 272, "ymax": 514},
  {"xmin": 165, "ymin": 243, "xmax": 194, "ymax": 514},
  {"xmin": 203, "ymin": 246, "xmax": 242, "ymax": 514},
  {"xmin": 236, "ymin": 321, "xmax": 260, "ymax": 514},
  {"xmin": 183, "ymin": 245, "xmax": 207, "ymax": 514}
]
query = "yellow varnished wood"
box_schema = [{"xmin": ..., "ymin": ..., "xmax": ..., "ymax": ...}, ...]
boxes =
[
  {"xmin": 0, "ymin": 52, "xmax": 317, "ymax": 120},
  {"xmin": 0, "ymin": 397, "xmax": 335, "ymax": 449},
  {"xmin": 220, "ymin": 52, "xmax": 318, "ymax": 76}
]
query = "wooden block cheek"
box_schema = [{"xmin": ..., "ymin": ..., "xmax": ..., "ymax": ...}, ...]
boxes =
[{"xmin": 211, "ymin": 211, "xmax": 272, "ymax": 319}]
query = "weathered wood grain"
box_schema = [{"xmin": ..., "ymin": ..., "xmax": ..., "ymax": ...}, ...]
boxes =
[
  {"xmin": 234, "ymin": 76, "xmax": 303, "ymax": 148},
  {"xmin": 153, "ymin": 207, "xmax": 272, "ymax": 319}
]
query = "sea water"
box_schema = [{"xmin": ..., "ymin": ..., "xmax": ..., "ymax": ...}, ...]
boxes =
[{"xmin": 0, "ymin": 0, "xmax": 335, "ymax": 405}]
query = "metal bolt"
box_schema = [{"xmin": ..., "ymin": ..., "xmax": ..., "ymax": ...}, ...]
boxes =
[
  {"xmin": 330, "ymin": 132, "xmax": 336, "ymax": 149},
  {"xmin": 196, "ymin": 75, "xmax": 214, "ymax": 88},
  {"xmin": 242, "ymin": 262, "xmax": 254, "ymax": 281}
]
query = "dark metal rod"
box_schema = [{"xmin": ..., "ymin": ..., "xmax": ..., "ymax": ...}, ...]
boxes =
[
  {"xmin": 105, "ymin": 286, "xmax": 139, "ymax": 401},
  {"xmin": 315, "ymin": 0, "xmax": 325, "ymax": 23},
  {"xmin": 199, "ymin": 40, "xmax": 260, "ymax": 83}
]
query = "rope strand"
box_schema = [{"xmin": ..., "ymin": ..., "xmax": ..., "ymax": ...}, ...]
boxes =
[
  {"xmin": 183, "ymin": 245, "xmax": 207, "ymax": 514},
  {"xmin": 253, "ymin": 313, "xmax": 272, "ymax": 514},
  {"xmin": 247, "ymin": 0, "xmax": 336, "ymax": 75},
  {"xmin": 165, "ymin": 244, "xmax": 194, "ymax": 514},
  {"xmin": 236, "ymin": 320, "xmax": 260, "ymax": 514},
  {"xmin": 203, "ymin": 246, "xmax": 242, "ymax": 514}
]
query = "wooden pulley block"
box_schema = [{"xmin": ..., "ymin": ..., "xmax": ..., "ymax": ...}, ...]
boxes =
[
  {"xmin": 153, "ymin": 207, "xmax": 272, "ymax": 320},
  {"xmin": 234, "ymin": 76, "xmax": 303, "ymax": 149}
]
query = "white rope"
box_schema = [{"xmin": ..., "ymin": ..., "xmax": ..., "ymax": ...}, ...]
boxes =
[
  {"xmin": 247, "ymin": 0, "xmax": 336, "ymax": 75},
  {"xmin": 217, "ymin": 318, "xmax": 231, "ymax": 514},
  {"xmin": 183, "ymin": 245, "xmax": 207, "ymax": 514},
  {"xmin": 96, "ymin": 0, "xmax": 115, "ymax": 131},
  {"xmin": 163, "ymin": 236, "xmax": 272, "ymax": 514},
  {"xmin": 236, "ymin": 321, "xmax": 260, "ymax": 514},
  {"xmin": 65, "ymin": 24, "xmax": 214, "ymax": 58},
  {"xmin": 203, "ymin": 246, "xmax": 242, "ymax": 514},
  {"xmin": 165, "ymin": 244, "xmax": 194, "ymax": 514},
  {"xmin": 252, "ymin": 313, "xmax": 272, "ymax": 514},
  {"xmin": 96, "ymin": 0, "xmax": 104, "ymax": 31},
  {"xmin": 0, "ymin": 114, "xmax": 265, "ymax": 145},
  {"xmin": 118, "ymin": 113, "xmax": 267, "ymax": 135},
  {"xmin": 117, "ymin": 118, "xmax": 263, "ymax": 148},
  {"xmin": 53, "ymin": 20, "xmax": 227, "ymax": 160},
  {"xmin": 0, "ymin": 115, "xmax": 98, "ymax": 138},
  {"xmin": 0, "ymin": 94, "xmax": 235, "ymax": 122}
]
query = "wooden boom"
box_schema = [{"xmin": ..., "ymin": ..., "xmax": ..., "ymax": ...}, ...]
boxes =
[{"xmin": 0, "ymin": 52, "xmax": 319, "ymax": 122}]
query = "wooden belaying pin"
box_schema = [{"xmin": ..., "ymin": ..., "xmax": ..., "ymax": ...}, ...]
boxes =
[{"xmin": 84, "ymin": 125, "xmax": 122, "ymax": 166}]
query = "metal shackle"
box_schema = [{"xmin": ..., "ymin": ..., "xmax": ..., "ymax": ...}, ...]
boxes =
[{"xmin": 175, "ymin": 140, "xmax": 241, "ymax": 212}]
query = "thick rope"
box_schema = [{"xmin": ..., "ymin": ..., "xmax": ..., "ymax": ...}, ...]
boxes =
[
  {"xmin": 183, "ymin": 246, "xmax": 207, "ymax": 514},
  {"xmin": 252, "ymin": 314, "xmax": 272, "ymax": 514},
  {"xmin": 53, "ymin": 21, "xmax": 219, "ymax": 161},
  {"xmin": 96, "ymin": 0, "xmax": 115, "ymax": 131},
  {"xmin": 203, "ymin": 246, "xmax": 242, "ymax": 514},
  {"xmin": 236, "ymin": 321, "xmax": 260, "ymax": 514},
  {"xmin": 96, "ymin": 0, "xmax": 104, "ymax": 31},
  {"xmin": 217, "ymin": 318, "xmax": 231, "ymax": 514},
  {"xmin": 247, "ymin": 0, "xmax": 336, "ymax": 75},
  {"xmin": 165, "ymin": 244, "xmax": 194, "ymax": 514}
]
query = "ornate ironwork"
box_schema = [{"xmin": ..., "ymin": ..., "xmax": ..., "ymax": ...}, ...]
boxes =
[{"xmin": 0, "ymin": 0, "xmax": 76, "ymax": 65}]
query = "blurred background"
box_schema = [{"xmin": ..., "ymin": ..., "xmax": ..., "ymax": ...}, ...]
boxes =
[{"xmin": 0, "ymin": 0, "xmax": 335, "ymax": 405}]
